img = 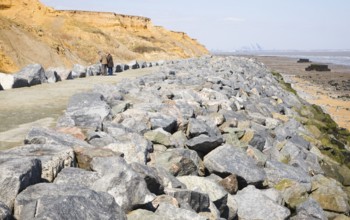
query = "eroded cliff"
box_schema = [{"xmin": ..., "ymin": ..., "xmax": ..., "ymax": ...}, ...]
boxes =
[{"xmin": 0, "ymin": 0, "xmax": 209, "ymax": 73}]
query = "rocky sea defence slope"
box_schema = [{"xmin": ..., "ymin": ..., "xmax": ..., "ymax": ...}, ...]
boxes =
[
  {"xmin": 0, "ymin": 0, "xmax": 208, "ymax": 73},
  {"xmin": 1, "ymin": 56, "xmax": 350, "ymax": 219}
]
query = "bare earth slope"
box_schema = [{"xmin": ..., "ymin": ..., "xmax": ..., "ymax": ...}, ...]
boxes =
[{"xmin": 0, "ymin": 0, "xmax": 209, "ymax": 73}]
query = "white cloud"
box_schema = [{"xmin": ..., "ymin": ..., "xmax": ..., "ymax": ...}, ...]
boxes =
[{"xmin": 222, "ymin": 17, "xmax": 246, "ymax": 22}]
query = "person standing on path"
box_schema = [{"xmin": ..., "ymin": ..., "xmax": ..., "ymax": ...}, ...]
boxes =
[
  {"xmin": 99, "ymin": 51, "xmax": 108, "ymax": 75},
  {"xmin": 106, "ymin": 52, "xmax": 114, "ymax": 76}
]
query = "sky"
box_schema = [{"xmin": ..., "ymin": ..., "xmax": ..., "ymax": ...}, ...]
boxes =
[{"xmin": 41, "ymin": 0, "xmax": 350, "ymax": 51}]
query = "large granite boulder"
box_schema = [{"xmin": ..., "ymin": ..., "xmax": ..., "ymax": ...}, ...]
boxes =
[
  {"xmin": 128, "ymin": 209, "xmax": 164, "ymax": 220},
  {"xmin": 144, "ymin": 128, "xmax": 176, "ymax": 148},
  {"xmin": 152, "ymin": 166, "xmax": 186, "ymax": 189},
  {"xmin": 204, "ymin": 144, "xmax": 266, "ymax": 185},
  {"xmin": 177, "ymin": 176, "xmax": 228, "ymax": 217},
  {"xmin": 131, "ymin": 162, "xmax": 164, "ymax": 195},
  {"xmin": 0, "ymin": 201, "xmax": 11, "ymax": 220},
  {"xmin": 87, "ymin": 63, "xmax": 101, "ymax": 76},
  {"xmin": 291, "ymin": 198, "xmax": 327, "ymax": 220},
  {"xmin": 0, "ymin": 73, "xmax": 14, "ymax": 90},
  {"xmin": 149, "ymin": 112, "xmax": 178, "ymax": 133},
  {"xmin": 151, "ymin": 148, "xmax": 203, "ymax": 176},
  {"xmin": 273, "ymin": 179, "xmax": 311, "ymax": 209},
  {"xmin": 186, "ymin": 134, "xmax": 223, "ymax": 154},
  {"xmin": 13, "ymin": 64, "xmax": 47, "ymax": 88},
  {"xmin": 164, "ymin": 188, "xmax": 210, "ymax": 212},
  {"xmin": 0, "ymin": 158, "xmax": 42, "ymax": 211},
  {"xmin": 155, "ymin": 203, "xmax": 207, "ymax": 220},
  {"xmin": 115, "ymin": 64, "xmax": 124, "ymax": 73},
  {"xmin": 25, "ymin": 127, "xmax": 92, "ymax": 148},
  {"xmin": 77, "ymin": 145, "xmax": 123, "ymax": 165},
  {"xmin": 264, "ymin": 160, "xmax": 311, "ymax": 186},
  {"xmin": 44, "ymin": 69, "xmax": 61, "ymax": 83},
  {"xmin": 234, "ymin": 185, "xmax": 291, "ymax": 220},
  {"xmin": 54, "ymin": 167, "xmax": 100, "ymax": 188},
  {"xmin": 310, "ymin": 175, "xmax": 350, "ymax": 213},
  {"xmin": 14, "ymin": 183, "xmax": 126, "ymax": 220},
  {"xmin": 105, "ymin": 132, "xmax": 153, "ymax": 164},
  {"xmin": 71, "ymin": 64, "xmax": 87, "ymax": 78},
  {"xmin": 91, "ymin": 157, "xmax": 155, "ymax": 212},
  {"xmin": 47, "ymin": 67, "xmax": 72, "ymax": 80},
  {"xmin": 64, "ymin": 92, "xmax": 111, "ymax": 129},
  {"xmin": 128, "ymin": 60, "xmax": 140, "ymax": 69},
  {"xmin": 2, "ymin": 144, "xmax": 75, "ymax": 182}
]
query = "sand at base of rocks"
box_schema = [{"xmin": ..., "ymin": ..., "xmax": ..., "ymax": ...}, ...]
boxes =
[{"xmin": 252, "ymin": 56, "xmax": 350, "ymax": 131}]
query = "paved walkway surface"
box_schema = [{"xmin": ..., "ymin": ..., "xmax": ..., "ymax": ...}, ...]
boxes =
[{"xmin": 0, "ymin": 67, "xmax": 158, "ymax": 150}]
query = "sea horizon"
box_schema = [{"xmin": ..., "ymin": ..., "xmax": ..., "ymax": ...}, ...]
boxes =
[{"xmin": 213, "ymin": 49, "xmax": 350, "ymax": 67}]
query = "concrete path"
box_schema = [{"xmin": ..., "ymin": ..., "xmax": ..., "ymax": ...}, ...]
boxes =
[{"xmin": 0, "ymin": 67, "xmax": 158, "ymax": 150}]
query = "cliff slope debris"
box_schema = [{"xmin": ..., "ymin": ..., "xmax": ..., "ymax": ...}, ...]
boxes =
[
  {"xmin": 1, "ymin": 56, "xmax": 350, "ymax": 219},
  {"xmin": 0, "ymin": 0, "xmax": 208, "ymax": 73}
]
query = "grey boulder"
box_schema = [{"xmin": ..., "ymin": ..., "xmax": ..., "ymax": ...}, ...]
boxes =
[
  {"xmin": 151, "ymin": 148, "xmax": 203, "ymax": 176},
  {"xmin": 64, "ymin": 92, "xmax": 111, "ymax": 129},
  {"xmin": 131, "ymin": 162, "xmax": 164, "ymax": 195},
  {"xmin": 177, "ymin": 176, "xmax": 228, "ymax": 217},
  {"xmin": 0, "ymin": 73, "xmax": 14, "ymax": 90},
  {"xmin": 156, "ymin": 203, "xmax": 207, "ymax": 220},
  {"xmin": 149, "ymin": 112, "xmax": 178, "ymax": 133},
  {"xmin": 291, "ymin": 198, "xmax": 327, "ymax": 220},
  {"xmin": 0, "ymin": 158, "xmax": 42, "ymax": 211},
  {"xmin": 204, "ymin": 144, "xmax": 266, "ymax": 185},
  {"xmin": 127, "ymin": 209, "xmax": 164, "ymax": 220},
  {"xmin": 25, "ymin": 127, "xmax": 92, "ymax": 148},
  {"xmin": 264, "ymin": 160, "xmax": 311, "ymax": 186},
  {"xmin": 164, "ymin": 188, "xmax": 210, "ymax": 213},
  {"xmin": 115, "ymin": 64, "xmax": 124, "ymax": 73},
  {"xmin": 54, "ymin": 167, "xmax": 100, "ymax": 188},
  {"xmin": 0, "ymin": 202, "xmax": 11, "ymax": 220},
  {"xmin": 2, "ymin": 144, "xmax": 75, "ymax": 182},
  {"xmin": 186, "ymin": 134, "xmax": 223, "ymax": 154},
  {"xmin": 87, "ymin": 63, "xmax": 101, "ymax": 76},
  {"xmin": 234, "ymin": 185, "xmax": 290, "ymax": 220},
  {"xmin": 91, "ymin": 157, "xmax": 155, "ymax": 212},
  {"xmin": 14, "ymin": 183, "xmax": 126, "ymax": 220},
  {"xmin": 45, "ymin": 69, "xmax": 61, "ymax": 83},
  {"xmin": 105, "ymin": 132, "xmax": 153, "ymax": 164},
  {"xmin": 71, "ymin": 64, "xmax": 87, "ymax": 78},
  {"xmin": 13, "ymin": 64, "xmax": 47, "ymax": 88}
]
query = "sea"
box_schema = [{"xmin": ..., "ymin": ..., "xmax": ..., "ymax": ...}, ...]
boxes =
[{"xmin": 216, "ymin": 50, "xmax": 350, "ymax": 67}]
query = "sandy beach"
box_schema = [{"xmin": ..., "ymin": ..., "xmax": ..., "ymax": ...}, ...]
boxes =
[{"xmin": 252, "ymin": 56, "xmax": 350, "ymax": 131}]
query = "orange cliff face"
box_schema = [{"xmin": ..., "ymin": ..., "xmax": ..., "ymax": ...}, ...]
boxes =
[{"xmin": 0, "ymin": 0, "xmax": 209, "ymax": 73}]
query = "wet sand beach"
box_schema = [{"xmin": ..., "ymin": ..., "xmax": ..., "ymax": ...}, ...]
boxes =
[{"xmin": 252, "ymin": 56, "xmax": 350, "ymax": 131}]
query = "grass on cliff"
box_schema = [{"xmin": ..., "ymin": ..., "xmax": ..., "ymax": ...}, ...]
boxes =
[
  {"xmin": 271, "ymin": 70, "xmax": 350, "ymax": 168},
  {"xmin": 132, "ymin": 46, "xmax": 165, "ymax": 54}
]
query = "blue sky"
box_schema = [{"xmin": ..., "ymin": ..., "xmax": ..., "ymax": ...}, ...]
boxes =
[{"xmin": 41, "ymin": 0, "xmax": 350, "ymax": 51}]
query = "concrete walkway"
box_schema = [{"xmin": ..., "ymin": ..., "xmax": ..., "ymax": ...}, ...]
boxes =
[{"xmin": 0, "ymin": 67, "xmax": 158, "ymax": 150}]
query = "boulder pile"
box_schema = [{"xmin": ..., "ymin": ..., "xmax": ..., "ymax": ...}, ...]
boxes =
[
  {"xmin": 1, "ymin": 56, "xmax": 350, "ymax": 219},
  {"xmin": 0, "ymin": 60, "xmax": 162, "ymax": 91}
]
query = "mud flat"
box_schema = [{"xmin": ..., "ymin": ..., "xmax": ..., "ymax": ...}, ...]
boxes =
[
  {"xmin": 0, "ymin": 67, "xmax": 157, "ymax": 150},
  {"xmin": 252, "ymin": 56, "xmax": 350, "ymax": 131}
]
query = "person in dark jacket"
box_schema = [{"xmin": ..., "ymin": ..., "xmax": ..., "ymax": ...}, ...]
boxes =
[{"xmin": 106, "ymin": 52, "xmax": 114, "ymax": 76}]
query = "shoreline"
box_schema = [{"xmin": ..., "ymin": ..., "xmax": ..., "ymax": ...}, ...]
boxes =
[{"xmin": 250, "ymin": 55, "xmax": 350, "ymax": 131}]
